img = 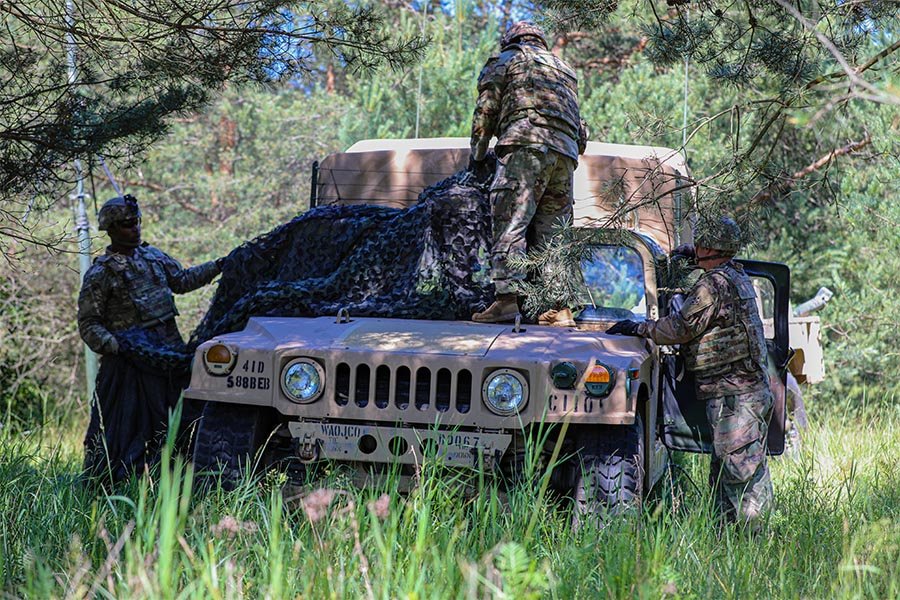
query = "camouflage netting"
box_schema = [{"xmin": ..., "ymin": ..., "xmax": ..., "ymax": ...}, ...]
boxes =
[{"xmin": 116, "ymin": 167, "xmax": 496, "ymax": 372}]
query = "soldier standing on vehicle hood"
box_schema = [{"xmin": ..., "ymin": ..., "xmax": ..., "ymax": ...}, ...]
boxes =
[
  {"xmin": 606, "ymin": 216, "xmax": 775, "ymax": 526},
  {"xmin": 78, "ymin": 195, "xmax": 224, "ymax": 486},
  {"xmin": 469, "ymin": 21, "xmax": 587, "ymax": 327}
]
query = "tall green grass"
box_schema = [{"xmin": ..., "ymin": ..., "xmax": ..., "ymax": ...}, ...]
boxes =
[{"xmin": 2, "ymin": 399, "xmax": 899, "ymax": 598}]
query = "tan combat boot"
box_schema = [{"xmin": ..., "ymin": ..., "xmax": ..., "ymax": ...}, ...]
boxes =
[
  {"xmin": 472, "ymin": 294, "xmax": 519, "ymax": 323},
  {"xmin": 538, "ymin": 307, "xmax": 576, "ymax": 327}
]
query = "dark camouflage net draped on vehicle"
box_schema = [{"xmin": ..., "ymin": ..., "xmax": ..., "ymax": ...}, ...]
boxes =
[{"xmin": 116, "ymin": 169, "xmax": 496, "ymax": 372}]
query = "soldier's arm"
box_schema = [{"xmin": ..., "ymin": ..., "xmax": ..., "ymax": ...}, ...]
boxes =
[
  {"xmin": 77, "ymin": 270, "xmax": 119, "ymax": 355},
  {"xmin": 470, "ymin": 55, "xmax": 505, "ymax": 161},
  {"xmin": 160, "ymin": 252, "xmax": 221, "ymax": 294},
  {"xmin": 636, "ymin": 278, "xmax": 719, "ymax": 345}
]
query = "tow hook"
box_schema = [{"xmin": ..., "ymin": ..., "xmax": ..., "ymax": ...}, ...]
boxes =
[
  {"xmin": 473, "ymin": 446, "xmax": 502, "ymax": 471},
  {"xmin": 298, "ymin": 432, "xmax": 319, "ymax": 462}
]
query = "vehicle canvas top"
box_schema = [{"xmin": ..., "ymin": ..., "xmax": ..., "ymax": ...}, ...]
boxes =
[
  {"xmin": 314, "ymin": 138, "xmax": 693, "ymax": 252},
  {"xmin": 185, "ymin": 316, "xmax": 651, "ymax": 427}
]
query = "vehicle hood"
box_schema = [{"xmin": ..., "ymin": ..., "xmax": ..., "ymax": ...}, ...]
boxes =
[{"xmin": 210, "ymin": 316, "xmax": 650, "ymax": 363}]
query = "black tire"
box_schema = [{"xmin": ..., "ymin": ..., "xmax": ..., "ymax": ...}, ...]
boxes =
[
  {"xmin": 572, "ymin": 413, "xmax": 645, "ymax": 526},
  {"xmin": 193, "ymin": 402, "xmax": 278, "ymax": 490}
]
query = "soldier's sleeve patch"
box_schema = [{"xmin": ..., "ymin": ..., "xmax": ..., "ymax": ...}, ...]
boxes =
[{"xmin": 681, "ymin": 282, "xmax": 716, "ymax": 319}]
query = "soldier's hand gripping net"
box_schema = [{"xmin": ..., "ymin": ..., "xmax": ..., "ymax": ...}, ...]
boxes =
[{"xmin": 466, "ymin": 154, "xmax": 494, "ymax": 185}]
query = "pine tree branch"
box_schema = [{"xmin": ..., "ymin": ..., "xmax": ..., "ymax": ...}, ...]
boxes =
[
  {"xmin": 805, "ymin": 38, "xmax": 900, "ymax": 91},
  {"xmin": 744, "ymin": 134, "xmax": 873, "ymax": 211},
  {"xmin": 773, "ymin": 0, "xmax": 899, "ymax": 106}
]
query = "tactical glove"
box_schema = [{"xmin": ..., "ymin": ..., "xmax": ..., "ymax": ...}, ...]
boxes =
[
  {"xmin": 671, "ymin": 243, "xmax": 696, "ymax": 260},
  {"xmin": 606, "ymin": 320, "xmax": 641, "ymax": 336}
]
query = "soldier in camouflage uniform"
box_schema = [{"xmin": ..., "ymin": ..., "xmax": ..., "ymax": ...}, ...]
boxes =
[
  {"xmin": 607, "ymin": 217, "xmax": 775, "ymax": 526},
  {"xmin": 78, "ymin": 195, "xmax": 222, "ymax": 484},
  {"xmin": 469, "ymin": 21, "xmax": 587, "ymax": 326}
]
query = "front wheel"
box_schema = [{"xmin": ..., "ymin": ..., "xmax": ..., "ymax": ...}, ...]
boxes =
[
  {"xmin": 192, "ymin": 402, "xmax": 279, "ymax": 490},
  {"xmin": 572, "ymin": 413, "xmax": 645, "ymax": 526}
]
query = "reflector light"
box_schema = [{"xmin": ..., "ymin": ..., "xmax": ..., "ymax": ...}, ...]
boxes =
[
  {"xmin": 206, "ymin": 344, "xmax": 232, "ymax": 364},
  {"xmin": 203, "ymin": 343, "xmax": 236, "ymax": 375}
]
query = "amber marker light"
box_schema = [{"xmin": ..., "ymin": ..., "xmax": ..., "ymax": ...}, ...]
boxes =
[
  {"xmin": 204, "ymin": 343, "xmax": 236, "ymax": 375},
  {"xmin": 626, "ymin": 367, "xmax": 640, "ymax": 396},
  {"xmin": 584, "ymin": 361, "xmax": 615, "ymax": 397}
]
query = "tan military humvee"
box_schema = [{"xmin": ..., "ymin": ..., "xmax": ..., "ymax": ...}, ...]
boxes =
[{"xmin": 187, "ymin": 138, "xmax": 801, "ymax": 515}]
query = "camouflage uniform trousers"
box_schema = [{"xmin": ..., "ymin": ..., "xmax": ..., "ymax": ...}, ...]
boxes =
[
  {"xmin": 489, "ymin": 145, "xmax": 575, "ymax": 296},
  {"xmin": 706, "ymin": 388, "xmax": 775, "ymax": 524}
]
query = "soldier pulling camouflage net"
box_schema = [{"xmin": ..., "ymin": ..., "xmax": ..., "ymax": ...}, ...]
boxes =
[
  {"xmin": 81, "ymin": 171, "xmax": 497, "ymax": 483},
  {"xmin": 78, "ymin": 195, "xmax": 223, "ymax": 484}
]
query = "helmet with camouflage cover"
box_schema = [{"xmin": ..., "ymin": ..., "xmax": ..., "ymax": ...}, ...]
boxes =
[
  {"xmin": 98, "ymin": 194, "xmax": 141, "ymax": 231},
  {"xmin": 695, "ymin": 215, "xmax": 742, "ymax": 255},
  {"xmin": 501, "ymin": 21, "xmax": 548, "ymax": 50}
]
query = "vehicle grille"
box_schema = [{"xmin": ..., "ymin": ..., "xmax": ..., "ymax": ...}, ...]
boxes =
[{"xmin": 334, "ymin": 363, "xmax": 473, "ymax": 413}]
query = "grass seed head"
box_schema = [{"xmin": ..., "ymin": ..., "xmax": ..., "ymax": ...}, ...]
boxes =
[
  {"xmin": 302, "ymin": 488, "xmax": 343, "ymax": 523},
  {"xmin": 367, "ymin": 494, "xmax": 390, "ymax": 520},
  {"xmin": 210, "ymin": 516, "xmax": 259, "ymax": 539}
]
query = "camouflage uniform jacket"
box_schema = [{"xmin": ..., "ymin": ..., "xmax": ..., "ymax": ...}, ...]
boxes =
[
  {"xmin": 471, "ymin": 41, "xmax": 584, "ymax": 162},
  {"xmin": 636, "ymin": 261, "xmax": 769, "ymax": 400},
  {"xmin": 78, "ymin": 243, "xmax": 220, "ymax": 354}
]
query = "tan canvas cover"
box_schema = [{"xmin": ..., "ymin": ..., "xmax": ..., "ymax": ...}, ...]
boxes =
[
  {"xmin": 572, "ymin": 142, "xmax": 694, "ymax": 251},
  {"xmin": 315, "ymin": 138, "xmax": 694, "ymax": 252}
]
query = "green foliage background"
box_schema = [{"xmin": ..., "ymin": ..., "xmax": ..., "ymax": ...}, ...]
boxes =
[
  {"xmin": 0, "ymin": 0, "xmax": 896, "ymax": 427},
  {"xmin": 2, "ymin": 0, "xmax": 898, "ymax": 424}
]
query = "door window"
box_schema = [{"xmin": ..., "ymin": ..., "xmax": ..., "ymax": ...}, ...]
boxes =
[{"xmin": 752, "ymin": 276, "xmax": 776, "ymax": 340}]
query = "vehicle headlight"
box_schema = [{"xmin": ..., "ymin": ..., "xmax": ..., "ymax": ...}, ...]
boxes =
[
  {"xmin": 482, "ymin": 369, "xmax": 528, "ymax": 416},
  {"xmin": 203, "ymin": 343, "xmax": 236, "ymax": 375},
  {"xmin": 281, "ymin": 359, "xmax": 325, "ymax": 403}
]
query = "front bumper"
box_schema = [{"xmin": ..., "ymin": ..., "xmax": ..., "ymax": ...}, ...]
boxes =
[{"xmin": 287, "ymin": 421, "xmax": 512, "ymax": 469}]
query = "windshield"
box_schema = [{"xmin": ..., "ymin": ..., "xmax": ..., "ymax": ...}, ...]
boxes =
[{"xmin": 579, "ymin": 245, "xmax": 647, "ymax": 321}]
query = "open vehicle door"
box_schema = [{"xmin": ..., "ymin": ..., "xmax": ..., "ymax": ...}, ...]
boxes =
[{"xmin": 659, "ymin": 260, "xmax": 791, "ymax": 455}]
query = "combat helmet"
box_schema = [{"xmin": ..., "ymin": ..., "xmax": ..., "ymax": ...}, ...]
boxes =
[
  {"xmin": 98, "ymin": 194, "xmax": 141, "ymax": 231},
  {"xmin": 501, "ymin": 21, "xmax": 548, "ymax": 49},
  {"xmin": 694, "ymin": 215, "xmax": 742, "ymax": 255}
]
